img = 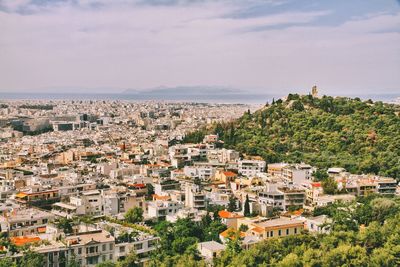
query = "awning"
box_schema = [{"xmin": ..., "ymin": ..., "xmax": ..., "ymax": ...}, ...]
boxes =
[{"xmin": 15, "ymin": 192, "xmax": 27, "ymax": 198}]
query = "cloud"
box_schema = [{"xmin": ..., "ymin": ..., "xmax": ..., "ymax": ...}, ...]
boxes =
[{"xmin": 0, "ymin": 0, "xmax": 399, "ymax": 94}]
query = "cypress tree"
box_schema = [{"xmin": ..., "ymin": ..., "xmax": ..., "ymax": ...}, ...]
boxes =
[{"xmin": 244, "ymin": 194, "xmax": 251, "ymax": 217}]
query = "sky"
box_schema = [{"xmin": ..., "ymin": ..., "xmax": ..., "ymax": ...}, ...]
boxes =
[{"xmin": 0, "ymin": 0, "xmax": 399, "ymax": 95}]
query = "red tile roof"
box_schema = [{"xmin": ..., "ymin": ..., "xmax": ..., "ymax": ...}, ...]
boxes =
[
  {"xmin": 218, "ymin": 210, "xmax": 244, "ymax": 219},
  {"xmin": 223, "ymin": 171, "xmax": 237, "ymax": 177},
  {"xmin": 11, "ymin": 236, "xmax": 41, "ymax": 246}
]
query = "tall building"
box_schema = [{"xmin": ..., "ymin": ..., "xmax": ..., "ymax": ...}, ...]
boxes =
[{"xmin": 185, "ymin": 183, "xmax": 206, "ymax": 209}]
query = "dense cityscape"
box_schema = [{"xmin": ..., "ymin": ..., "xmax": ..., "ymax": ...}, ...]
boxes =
[
  {"xmin": 0, "ymin": 89, "xmax": 399, "ymax": 266},
  {"xmin": 1, "ymin": 0, "xmax": 400, "ymax": 266}
]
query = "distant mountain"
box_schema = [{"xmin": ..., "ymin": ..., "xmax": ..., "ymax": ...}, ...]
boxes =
[{"xmin": 186, "ymin": 93, "xmax": 400, "ymax": 180}]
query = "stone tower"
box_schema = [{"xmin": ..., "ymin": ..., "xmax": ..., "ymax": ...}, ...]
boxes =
[{"xmin": 311, "ymin": 85, "xmax": 318, "ymax": 97}]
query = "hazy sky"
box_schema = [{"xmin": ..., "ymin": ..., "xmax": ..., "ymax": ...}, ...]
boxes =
[{"xmin": 0, "ymin": 0, "xmax": 399, "ymax": 94}]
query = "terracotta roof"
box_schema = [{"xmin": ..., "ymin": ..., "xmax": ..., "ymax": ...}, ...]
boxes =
[
  {"xmin": 223, "ymin": 171, "xmax": 237, "ymax": 177},
  {"xmin": 218, "ymin": 210, "xmax": 244, "ymax": 219},
  {"xmin": 11, "ymin": 236, "xmax": 41, "ymax": 246},
  {"xmin": 128, "ymin": 183, "xmax": 146, "ymax": 188},
  {"xmin": 152, "ymin": 194, "xmax": 170, "ymax": 201},
  {"xmin": 251, "ymin": 226, "xmax": 264, "ymax": 234}
]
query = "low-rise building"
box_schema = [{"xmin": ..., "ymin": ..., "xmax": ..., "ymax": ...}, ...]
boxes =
[
  {"xmin": 197, "ymin": 241, "xmax": 226, "ymax": 260},
  {"xmin": 239, "ymin": 216, "xmax": 304, "ymax": 240},
  {"xmin": 303, "ymin": 215, "xmax": 331, "ymax": 234},
  {"xmin": 0, "ymin": 208, "xmax": 54, "ymax": 237},
  {"xmin": 147, "ymin": 200, "xmax": 184, "ymax": 220},
  {"xmin": 65, "ymin": 229, "xmax": 115, "ymax": 266}
]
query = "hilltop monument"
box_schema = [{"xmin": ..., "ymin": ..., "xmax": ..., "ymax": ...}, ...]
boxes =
[{"xmin": 311, "ymin": 85, "xmax": 318, "ymax": 97}]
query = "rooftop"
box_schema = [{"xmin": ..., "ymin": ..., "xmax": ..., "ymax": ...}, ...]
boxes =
[
  {"xmin": 1, "ymin": 208, "xmax": 54, "ymax": 222},
  {"xmin": 65, "ymin": 230, "xmax": 114, "ymax": 246},
  {"xmin": 254, "ymin": 217, "xmax": 304, "ymax": 229},
  {"xmin": 198, "ymin": 241, "xmax": 226, "ymax": 252}
]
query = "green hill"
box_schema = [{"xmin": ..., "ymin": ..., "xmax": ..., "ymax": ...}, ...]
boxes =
[{"xmin": 186, "ymin": 94, "xmax": 400, "ymax": 180}]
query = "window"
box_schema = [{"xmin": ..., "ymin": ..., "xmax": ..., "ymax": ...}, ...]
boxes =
[
  {"xmin": 270, "ymin": 231, "xmax": 273, "ymax": 237},
  {"xmin": 78, "ymin": 248, "xmax": 82, "ymax": 255},
  {"xmin": 294, "ymin": 228, "xmax": 297, "ymax": 234},
  {"xmin": 87, "ymin": 256, "xmax": 98, "ymax": 265},
  {"xmin": 278, "ymin": 230, "xmax": 281, "ymax": 236},
  {"xmin": 286, "ymin": 229, "xmax": 289, "ymax": 235},
  {"xmin": 134, "ymin": 243, "xmax": 143, "ymax": 250},
  {"xmin": 102, "ymin": 244, "xmax": 106, "ymax": 251},
  {"xmin": 102, "ymin": 255, "xmax": 107, "ymax": 262},
  {"xmin": 87, "ymin": 246, "xmax": 98, "ymax": 254},
  {"xmin": 109, "ymin": 243, "xmax": 113, "ymax": 250},
  {"xmin": 120, "ymin": 246, "xmax": 125, "ymax": 253}
]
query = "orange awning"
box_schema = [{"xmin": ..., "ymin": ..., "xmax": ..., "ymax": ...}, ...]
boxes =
[
  {"xmin": 38, "ymin": 227, "xmax": 46, "ymax": 233},
  {"xmin": 15, "ymin": 192, "xmax": 27, "ymax": 198}
]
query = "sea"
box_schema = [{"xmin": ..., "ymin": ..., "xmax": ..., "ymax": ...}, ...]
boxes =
[{"xmin": 0, "ymin": 92, "xmax": 399, "ymax": 105}]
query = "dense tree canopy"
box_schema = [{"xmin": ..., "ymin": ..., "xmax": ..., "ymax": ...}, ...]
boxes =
[
  {"xmin": 150, "ymin": 195, "xmax": 400, "ymax": 266},
  {"xmin": 124, "ymin": 207, "xmax": 144, "ymax": 224},
  {"xmin": 148, "ymin": 212, "xmax": 227, "ymax": 266},
  {"xmin": 188, "ymin": 94, "xmax": 400, "ymax": 180}
]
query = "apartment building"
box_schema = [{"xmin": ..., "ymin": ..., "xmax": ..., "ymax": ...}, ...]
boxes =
[
  {"xmin": 14, "ymin": 188, "xmax": 60, "ymax": 208},
  {"xmin": 258, "ymin": 186, "xmax": 306, "ymax": 211},
  {"xmin": 166, "ymin": 208, "xmax": 208, "ymax": 223},
  {"xmin": 267, "ymin": 163, "xmax": 288, "ymax": 177},
  {"xmin": 147, "ymin": 200, "xmax": 184, "ymax": 220},
  {"xmin": 0, "ymin": 208, "xmax": 54, "ymax": 237},
  {"xmin": 65, "ymin": 230, "xmax": 115, "ymax": 266},
  {"xmin": 238, "ymin": 160, "xmax": 266, "ymax": 177},
  {"xmin": 183, "ymin": 165, "xmax": 215, "ymax": 181},
  {"xmin": 185, "ymin": 183, "xmax": 206, "ymax": 209},
  {"xmin": 282, "ymin": 164, "xmax": 313, "ymax": 185},
  {"xmin": 342, "ymin": 175, "xmax": 398, "ymax": 196},
  {"xmin": 69, "ymin": 190, "xmax": 103, "ymax": 218}
]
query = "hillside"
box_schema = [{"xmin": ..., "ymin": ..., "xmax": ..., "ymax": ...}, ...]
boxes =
[{"xmin": 187, "ymin": 94, "xmax": 400, "ymax": 180}]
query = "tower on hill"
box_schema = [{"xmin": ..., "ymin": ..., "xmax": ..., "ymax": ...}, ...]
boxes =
[{"xmin": 311, "ymin": 85, "xmax": 318, "ymax": 97}]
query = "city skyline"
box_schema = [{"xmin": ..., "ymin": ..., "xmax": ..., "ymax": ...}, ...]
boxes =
[{"xmin": 1, "ymin": 0, "xmax": 400, "ymax": 94}]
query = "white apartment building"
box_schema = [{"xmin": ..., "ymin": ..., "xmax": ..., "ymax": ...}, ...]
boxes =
[
  {"xmin": 185, "ymin": 183, "xmax": 206, "ymax": 209},
  {"xmin": 282, "ymin": 164, "xmax": 313, "ymax": 185},
  {"xmin": 147, "ymin": 200, "xmax": 184, "ymax": 219},
  {"xmin": 183, "ymin": 165, "xmax": 215, "ymax": 181},
  {"xmin": 258, "ymin": 186, "xmax": 306, "ymax": 211},
  {"xmin": 70, "ymin": 190, "xmax": 103, "ymax": 217},
  {"xmin": 238, "ymin": 160, "xmax": 266, "ymax": 177}
]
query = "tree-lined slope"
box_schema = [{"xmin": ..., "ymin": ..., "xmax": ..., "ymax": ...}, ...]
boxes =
[{"xmin": 192, "ymin": 94, "xmax": 400, "ymax": 179}]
